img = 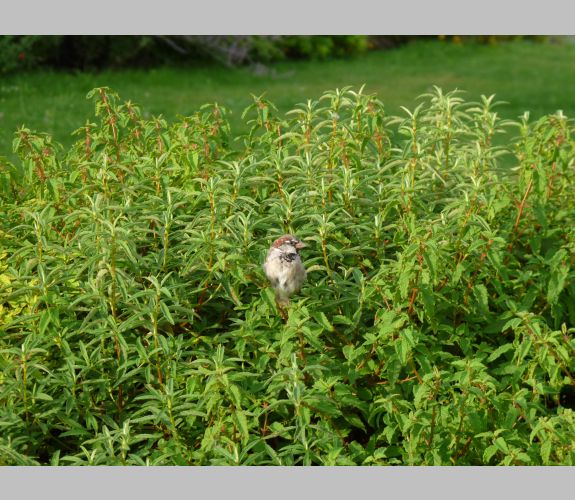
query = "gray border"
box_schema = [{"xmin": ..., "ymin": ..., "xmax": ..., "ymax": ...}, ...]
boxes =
[
  {"xmin": 1, "ymin": 467, "xmax": 575, "ymax": 499},
  {"xmin": 1, "ymin": 0, "xmax": 575, "ymax": 34}
]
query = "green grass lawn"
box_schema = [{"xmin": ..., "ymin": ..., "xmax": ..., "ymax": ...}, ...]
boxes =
[{"xmin": 1, "ymin": 38, "xmax": 575, "ymax": 160}]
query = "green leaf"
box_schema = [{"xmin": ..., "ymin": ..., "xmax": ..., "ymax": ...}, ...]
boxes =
[
  {"xmin": 420, "ymin": 284, "xmax": 435, "ymax": 322},
  {"xmin": 398, "ymin": 267, "xmax": 412, "ymax": 300},
  {"xmin": 38, "ymin": 310, "xmax": 51, "ymax": 334},
  {"xmin": 234, "ymin": 410, "xmax": 249, "ymax": 444},
  {"xmin": 452, "ymin": 263, "xmax": 464, "ymax": 285},
  {"xmin": 487, "ymin": 343, "xmax": 514, "ymax": 363},
  {"xmin": 473, "ymin": 284, "xmax": 489, "ymax": 314},
  {"xmin": 342, "ymin": 345, "xmax": 355, "ymax": 362},
  {"xmin": 395, "ymin": 329, "xmax": 415, "ymax": 365},
  {"xmin": 483, "ymin": 445, "xmax": 498, "ymax": 463},
  {"xmin": 540, "ymin": 439, "xmax": 552, "ymax": 465},
  {"xmin": 306, "ymin": 397, "xmax": 341, "ymax": 418},
  {"xmin": 494, "ymin": 437, "xmax": 509, "ymax": 454},
  {"xmin": 159, "ymin": 301, "xmax": 174, "ymax": 325},
  {"xmin": 515, "ymin": 338, "xmax": 533, "ymax": 363},
  {"xmin": 228, "ymin": 384, "xmax": 242, "ymax": 408},
  {"xmin": 547, "ymin": 263, "xmax": 568, "ymax": 305},
  {"xmin": 343, "ymin": 413, "xmax": 366, "ymax": 432},
  {"xmin": 313, "ymin": 312, "xmax": 334, "ymax": 332},
  {"xmin": 423, "ymin": 246, "xmax": 437, "ymax": 283}
]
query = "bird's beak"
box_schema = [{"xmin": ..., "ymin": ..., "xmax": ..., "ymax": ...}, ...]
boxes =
[{"xmin": 295, "ymin": 242, "xmax": 306, "ymax": 250}]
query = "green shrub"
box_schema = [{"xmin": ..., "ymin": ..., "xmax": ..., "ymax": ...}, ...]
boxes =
[
  {"xmin": 0, "ymin": 36, "xmax": 63, "ymax": 74},
  {"xmin": 0, "ymin": 36, "xmax": 548, "ymax": 74},
  {"xmin": 0, "ymin": 36, "xmax": 372, "ymax": 74},
  {"xmin": 280, "ymin": 35, "xmax": 370, "ymax": 60},
  {"xmin": 0, "ymin": 36, "xmax": 174, "ymax": 73},
  {"xmin": 1, "ymin": 86, "xmax": 574, "ymax": 465},
  {"xmin": 54, "ymin": 36, "xmax": 159, "ymax": 70}
]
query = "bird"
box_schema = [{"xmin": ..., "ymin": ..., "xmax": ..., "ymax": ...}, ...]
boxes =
[{"xmin": 263, "ymin": 234, "xmax": 307, "ymax": 317}]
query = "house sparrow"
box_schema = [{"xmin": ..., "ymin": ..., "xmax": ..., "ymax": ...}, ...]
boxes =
[{"xmin": 263, "ymin": 234, "xmax": 307, "ymax": 310}]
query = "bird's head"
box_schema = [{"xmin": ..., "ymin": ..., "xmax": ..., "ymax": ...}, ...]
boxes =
[{"xmin": 272, "ymin": 234, "xmax": 306, "ymax": 251}]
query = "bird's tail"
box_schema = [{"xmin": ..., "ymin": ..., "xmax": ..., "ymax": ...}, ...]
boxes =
[{"xmin": 275, "ymin": 290, "xmax": 290, "ymax": 307}]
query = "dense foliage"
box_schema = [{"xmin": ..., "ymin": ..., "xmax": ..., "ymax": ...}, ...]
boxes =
[
  {"xmin": 0, "ymin": 36, "xmax": 372, "ymax": 74},
  {"xmin": 1, "ymin": 86, "xmax": 574, "ymax": 465},
  {"xmin": 0, "ymin": 35, "xmax": 539, "ymax": 74}
]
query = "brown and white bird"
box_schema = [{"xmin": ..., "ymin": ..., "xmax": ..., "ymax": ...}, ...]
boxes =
[{"xmin": 263, "ymin": 234, "xmax": 307, "ymax": 311}]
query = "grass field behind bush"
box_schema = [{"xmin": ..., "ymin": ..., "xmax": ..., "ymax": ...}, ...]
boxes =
[
  {"xmin": 2, "ymin": 39, "xmax": 575, "ymax": 160},
  {"xmin": 1, "ymin": 84, "xmax": 575, "ymax": 465}
]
